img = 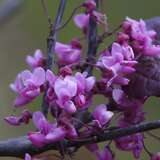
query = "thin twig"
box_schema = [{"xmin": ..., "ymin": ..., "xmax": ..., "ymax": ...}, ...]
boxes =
[
  {"xmin": 41, "ymin": 0, "xmax": 67, "ymax": 117},
  {"xmin": 146, "ymin": 131, "xmax": 160, "ymax": 141},
  {"xmin": 56, "ymin": 5, "xmax": 82, "ymax": 31},
  {"xmin": 41, "ymin": 0, "xmax": 52, "ymax": 26},
  {"xmin": 0, "ymin": 120, "xmax": 159, "ymax": 158},
  {"xmin": 84, "ymin": 0, "xmax": 99, "ymax": 75},
  {"xmin": 97, "ymin": 24, "xmax": 121, "ymax": 43}
]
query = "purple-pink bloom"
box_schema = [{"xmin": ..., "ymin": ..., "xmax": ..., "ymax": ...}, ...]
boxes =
[
  {"xmin": 115, "ymin": 133, "xmax": 144, "ymax": 159},
  {"xmin": 26, "ymin": 49, "xmax": 45, "ymax": 69},
  {"xmin": 99, "ymin": 146, "xmax": 114, "ymax": 160},
  {"xmin": 83, "ymin": 0, "xmax": 96, "ymax": 12},
  {"xmin": 97, "ymin": 42, "xmax": 137, "ymax": 86},
  {"xmin": 74, "ymin": 13, "xmax": 90, "ymax": 31},
  {"xmin": 151, "ymin": 153, "xmax": 160, "ymax": 160},
  {"xmin": 122, "ymin": 17, "xmax": 160, "ymax": 56},
  {"xmin": 54, "ymin": 75, "xmax": 77, "ymax": 113},
  {"xmin": 10, "ymin": 67, "xmax": 45, "ymax": 107},
  {"xmin": 25, "ymin": 153, "xmax": 32, "ymax": 160},
  {"xmin": 28, "ymin": 111, "xmax": 65, "ymax": 147},
  {"xmin": 5, "ymin": 110, "xmax": 32, "ymax": 126},
  {"xmin": 55, "ymin": 41, "xmax": 81, "ymax": 65},
  {"xmin": 93, "ymin": 104, "xmax": 114, "ymax": 127}
]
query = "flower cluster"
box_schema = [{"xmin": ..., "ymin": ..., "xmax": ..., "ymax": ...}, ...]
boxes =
[{"xmin": 6, "ymin": 0, "xmax": 160, "ymax": 160}]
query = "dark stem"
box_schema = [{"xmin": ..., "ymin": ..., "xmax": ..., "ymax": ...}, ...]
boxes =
[
  {"xmin": 56, "ymin": 5, "xmax": 82, "ymax": 31},
  {"xmin": 84, "ymin": 0, "xmax": 99, "ymax": 75},
  {"xmin": 41, "ymin": 0, "xmax": 67, "ymax": 117},
  {"xmin": 0, "ymin": 120, "xmax": 159, "ymax": 158}
]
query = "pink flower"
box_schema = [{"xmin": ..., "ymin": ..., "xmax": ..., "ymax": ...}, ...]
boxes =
[
  {"xmin": 99, "ymin": 146, "xmax": 114, "ymax": 160},
  {"xmin": 5, "ymin": 110, "xmax": 32, "ymax": 126},
  {"xmin": 28, "ymin": 112, "xmax": 65, "ymax": 147},
  {"xmin": 115, "ymin": 133, "xmax": 144, "ymax": 159},
  {"xmin": 26, "ymin": 49, "xmax": 45, "ymax": 69},
  {"xmin": 93, "ymin": 104, "xmax": 114, "ymax": 127},
  {"xmin": 151, "ymin": 153, "xmax": 160, "ymax": 160},
  {"xmin": 25, "ymin": 153, "xmax": 32, "ymax": 160},
  {"xmin": 123, "ymin": 17, "xmax": 160, "ymax": 56},
  {"xmin": 54, "ymin": 75, "xmax": 77, "ymax": 113},
  {"xmin": 97, "ymin": 42, "xmax": 137, "ymax": 86},
  {"xmin": 83, "ymin": 0, "xmax": 96, "ymax": 12},
  {"xmin": 55, "ymin": 41, "xmax": 81, "ymax": 65},
  {"xmin": 10, "ymin": 67, "xmax": 45, "ymax": 107},
  {"xmin": 74, "ymin": 13, "xmax": 90, "ymax": 31}
]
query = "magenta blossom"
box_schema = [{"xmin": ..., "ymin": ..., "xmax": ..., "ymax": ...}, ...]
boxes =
[
  {"xmin": 55, "ymin": 40, "xmax": 81, "ymax": 65},
  {"xmin": 86, "ymin": 144, "xmax": 114, "ymax": 160},
  {"xmin": 10, "ymin": 67, "xmax": 45, "ymax": 107},
  {"xmin": 28, "ymin": 111, "xmax": 65, "ymax": 147},
  {"xmin": 93, "ymin": 104, "xmax": 114, "ymax": 127},
  {"xmin": 54, "ymin": 75, "xmax": 77, "ymax": 113},
  {"xmin": 46, "ymin": 71, "xmax": 95, "ymax": 113},
  {"xmin": 26, "ymin": 49, "xmax": 45, "ymax": 69},
  {"xmin": 122, "ymin": 17, "xmax": 160, "ymax": 56},
  {"xmin": 25, "ymin": 153, "xmax": 32, "ymax": 160},
  {"xmin": 74, "ymin": 13, "xmax": 90, "ymax": 32},
  {"xmin": 151, "ymin": 153, "xmax": 160, "ymax": 160},
  {"xmin": 5, "ymin": 110, "xmax": 32, "ymax": 126},
  {"xmin": 99, "ymin": 146, "xmax": 114, "ymax": 160},
  {"xmin": 115, "ymin": 133, "xmax": 144, "ymax": 159},
  {"xmin": 97, "ymin": 42, "xmax": 137, "ymax": 86},
  {"xmin": 83, "ymin": 0, "xmax": 96, "ymax": 12}
]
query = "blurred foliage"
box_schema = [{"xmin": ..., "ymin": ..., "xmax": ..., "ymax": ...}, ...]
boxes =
[{"xmin": 0, "ymin": 0, "xmax": 160, "ymax": 159}]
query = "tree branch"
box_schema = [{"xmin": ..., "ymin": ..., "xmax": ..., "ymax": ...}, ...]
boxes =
[
  {"xmin": 41, "ymin": 0, "xmax": 67, "ymax": 117},
  {"xmin": 0, "ymin": 120, "xmax": 159, "ymax": 158},
  {"xmin": 84, "ymin": 0, "xmax": 99, "ymax": 75}
]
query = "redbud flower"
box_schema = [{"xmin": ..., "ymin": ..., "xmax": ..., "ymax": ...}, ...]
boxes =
[
  {"xmin": 100, "ymin": 146, "xmax": 114, "ymax": 160},
  {"xmin": 26, "ymin": 49, "xmax": 45, "ymax": 69},
  {"xmin": 97, "ymin": 42, "xmax": 137, "ymax": 86},
  {"xmin": 115, "ymin": 133, "xmax": 144, "ymax": 159},
  {"xmin": 10, "ymin": 67, "xmax": 45, "ymax": 107},
  {"xmin": 25, "ymin": 153, "xmax": 32, "ymax": 160},
  {"xmin": 151, "ymin": 153, "xmax": 160, "ymax": 160},
  {"xmin": 93, "ymin": 104, "xmax": 114, "ymax": 127},
  {"xmin": 28, "ymin": 112, "xmax": 65, "ymax": 147},
  {"xmin": 55, "ymin": 41, "xmax": 81, "ymax": 65},
  {"xmin": 123, "ymin": 17, "xmax": 160, "ymax": 56},
  {"xmin": 54, "ymin": 76, "xmax": 77, "ymax": 113},
  {"xmin": 74, "ymin": 13, "xmax": 90, "ymax": 31},
  {"xmin": 5, "ymin": 110, "xmax": 32, "ymax": 126},
  {"xmin": 83, "ymin": 0, "xmax": 96, "ymax": 12}
]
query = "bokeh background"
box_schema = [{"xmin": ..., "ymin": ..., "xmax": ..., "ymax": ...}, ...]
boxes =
[{"xmin": 0, "ymin": 0, "xmax": 160, "ymax": 159}]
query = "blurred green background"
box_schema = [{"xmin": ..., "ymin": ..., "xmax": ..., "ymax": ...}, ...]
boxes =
[{"xmin": 0, "ymin": 0, "xmax": 160, "ymax": 159}]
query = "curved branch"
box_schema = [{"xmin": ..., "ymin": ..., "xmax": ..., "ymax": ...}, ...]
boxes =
[{"xmin": 0, "ymin": 120, "xmax": 160, "ymax": 158}]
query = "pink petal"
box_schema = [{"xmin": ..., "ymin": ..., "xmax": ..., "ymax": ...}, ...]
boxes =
[
  {"xmin": 45, "ymin": 127, "xmax": 65, "ymax": 142},
  {"xmin": 85, "ymin": 76, "xmax": 96, "ymax": 92},
  {"xmin": 4, "ymin": 116, "xmax": 21, "ymax": 126},
  {"xmin": 32, "ymin": 67, "xmax": 45, "ymax": 86},
  {"xmin": 14, "ymin": 96, "xmax": 31, "ymax": 107},
  {"xmin": 28, "ymin": 132, "xmax": 46, "ymax": 147},
  {"xmin": 46, "ymin": 69, "xmax": 57, "ymax": 87},
  {"xmin": 25, "ymin": 153, "xmax": 32, "ymax": 160},
  {"xmin": 64, "ymin": 100, "xmax": 77, "ymax": 114},
  {"xmin": 73, "ymin": 13, "xmax": 90, "ymax": 29}
]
